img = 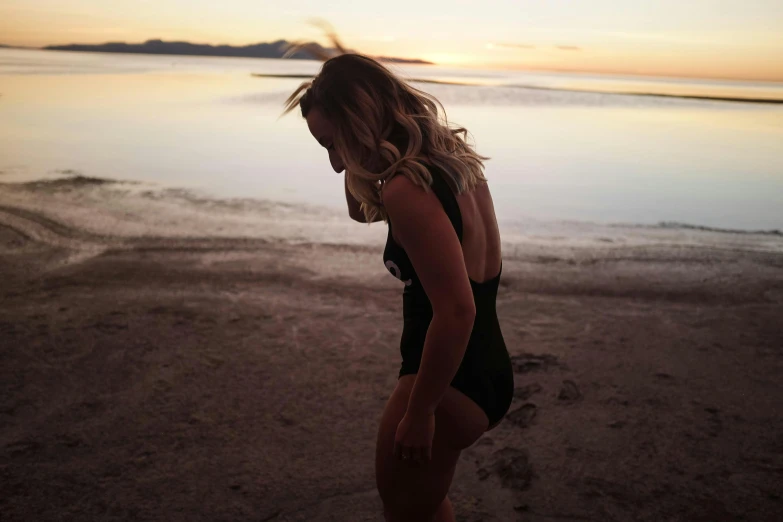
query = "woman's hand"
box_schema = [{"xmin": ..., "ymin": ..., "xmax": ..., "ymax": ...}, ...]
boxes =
[{"xmin": 393, "ymin": 409, "xmax": 435, "ymax": 464}]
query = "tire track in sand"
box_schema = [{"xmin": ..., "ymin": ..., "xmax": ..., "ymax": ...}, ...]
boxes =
[{"xmin": 0, "ymin": 205, "xmax": 110, "ymax": 267}]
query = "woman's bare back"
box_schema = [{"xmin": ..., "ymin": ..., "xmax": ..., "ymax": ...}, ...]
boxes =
[
  {"xmin": 389, "ymin": 179, "xmax": 501, "ymax": 284},
  {"xmin": 455, "ymin": 181, "xmax": 502, "ymax": 284}
]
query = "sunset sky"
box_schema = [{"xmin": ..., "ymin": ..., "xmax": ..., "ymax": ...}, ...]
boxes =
[{"xmin": 2, "ymin": 0, "xmax": 782, "ymax": 81}]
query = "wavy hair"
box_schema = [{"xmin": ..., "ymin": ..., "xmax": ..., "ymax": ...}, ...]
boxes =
[{"xmin": 281, "ymin": 29, "xmax": 489, "ymax": 223}]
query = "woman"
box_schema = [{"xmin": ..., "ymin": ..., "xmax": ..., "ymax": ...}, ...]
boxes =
[{"xmin": 282, "ymin": 48, "xmax": 514, "ymax": 522}]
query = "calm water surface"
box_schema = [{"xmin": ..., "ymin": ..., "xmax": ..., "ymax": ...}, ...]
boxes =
[{"xmin": 1, "ymin": 48, "xmax": 782, "ymax": 230}]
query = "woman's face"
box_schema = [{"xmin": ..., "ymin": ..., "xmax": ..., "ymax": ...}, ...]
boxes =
[{"xmin": 306, "ymin": 107, "xmax": 345, "ymax": 174}]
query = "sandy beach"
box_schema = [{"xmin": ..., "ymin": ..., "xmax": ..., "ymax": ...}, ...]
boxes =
[{"xmin": 1, "ymin": 176, "xmax": 782, "ymax": 521}]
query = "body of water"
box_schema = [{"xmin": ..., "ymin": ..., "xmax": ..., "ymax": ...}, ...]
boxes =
[{"xmin": 1, "ymin": 48, "xmax": 782, "ymax": 231}]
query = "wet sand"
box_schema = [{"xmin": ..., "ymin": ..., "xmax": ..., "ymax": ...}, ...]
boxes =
[{"xmin": 1, "ymin": 178, "xmax": 782, "ymax": 521}]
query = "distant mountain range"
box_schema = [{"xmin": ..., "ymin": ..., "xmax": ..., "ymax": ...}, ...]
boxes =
[{"xmin": 37, "ymin": 39, "xmax": 432, "ymax": 64}]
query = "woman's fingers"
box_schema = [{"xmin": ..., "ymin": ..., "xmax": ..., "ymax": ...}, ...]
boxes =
[
  {"xmin": 408, "ymin": 446, "xmax": 420, "ymax": 462},
  {"xmin": 423, "ymin": 445, "xmax": 432, "ymax": 461},
  {"xmin": 403, "ymin": 445, "xmax": 414, "ymax": 461},
  {"xmin": 413, "ymin": 446, "xmax": 431, "ymax": 463},
  {"xmin": 395, "ymin": 444, "xmax": 413, "ymax": 461},
  {"xmin": 418, "ymin": 446, "xmax": 431, "ymax": 462},
  {"xmin": 394, "ymin": 444, "xmax": 433, "ymax": 463},
  {"xmin": 404, "ymin": 446, "xmax": 432, "ymax": 464}
]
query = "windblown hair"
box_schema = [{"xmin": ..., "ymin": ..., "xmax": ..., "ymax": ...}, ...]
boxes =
[{"xmin": 281, "ymin": 29, "xmax": 489, "ymax": 223}]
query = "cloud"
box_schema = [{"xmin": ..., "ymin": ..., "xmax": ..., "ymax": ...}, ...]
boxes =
[
  {"xmin": 65, "ymin": 27, "xmax": 127, "ymax": 34},
  {"xmin": 598, "ymin": 31, "xmax": 715, "ymax": 46},
  {"xmin": 487, "ymin": 42, "xmax": 536, "ymax": 50},
  {"xmin": 365, "ymin": 35, "xmax": 396, "ymax": 43},
  {"xmin": 488, "ymin": 42, "xmax": 584, "ymax": 52}
]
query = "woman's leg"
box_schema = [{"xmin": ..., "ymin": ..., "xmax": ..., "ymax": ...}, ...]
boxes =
[
  {"xmin": 434, "ymin": 495, "xmax": 456, "ymax": 522},
  {"xmin": 376, "ymin": 375, "xmax": 487, "ymax": 521}
]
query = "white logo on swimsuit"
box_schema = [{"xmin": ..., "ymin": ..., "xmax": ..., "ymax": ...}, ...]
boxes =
[{"xmin": 385, "ymin": 260, "xmax": 412, "ymax": 286}]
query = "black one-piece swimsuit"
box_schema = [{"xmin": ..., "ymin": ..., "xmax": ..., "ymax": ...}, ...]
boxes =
[{"xmin": 382, "ymin": 165, "xmax": 514, "ymax": 428}]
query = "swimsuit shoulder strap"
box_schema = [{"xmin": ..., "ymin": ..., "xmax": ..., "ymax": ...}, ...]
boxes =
[
  {"xmin": 427, "ymin": 164, "xmax": 464, "ymax": 243},
  {"xmin": 382, "ymin": 164, "xmax": 463, "ymax": 244}
]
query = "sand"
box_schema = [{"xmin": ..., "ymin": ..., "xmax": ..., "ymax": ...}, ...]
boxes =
[{"xmin": 1, "ymin": 176, "xmax": 782, "ymax": 521}]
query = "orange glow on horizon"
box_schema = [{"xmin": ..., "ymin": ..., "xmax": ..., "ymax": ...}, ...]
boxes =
[
  {"xmin": 2, "ymin": 0, "xmax": 782, "ymax": 83},
  {"xmin": 414, "ymin": 47, "xmax": 783, "ymax": 83}
]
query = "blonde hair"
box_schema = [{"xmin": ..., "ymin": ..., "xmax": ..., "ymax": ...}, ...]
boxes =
[{"xmin": 281, "ymin": 33, "xmax": 489, "ymax": 223}]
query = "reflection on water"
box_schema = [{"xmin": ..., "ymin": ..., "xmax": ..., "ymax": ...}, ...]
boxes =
[{"xmin": 1, "ymin": 49, "xmax": 782, "ymax": 230}]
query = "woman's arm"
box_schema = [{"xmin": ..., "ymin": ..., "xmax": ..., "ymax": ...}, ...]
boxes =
[
  {"xmin": 381, "ymin": 175, "xmax": 476, "ymax": 415},
  {"xmin": 345, "ymin": 173, "xmax": 383, "ymax": 223}
]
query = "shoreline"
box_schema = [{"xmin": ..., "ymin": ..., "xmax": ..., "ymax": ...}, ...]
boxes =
[{"xmin": 1, "ymin": 174, "xmax": 781, "ymax": 244}]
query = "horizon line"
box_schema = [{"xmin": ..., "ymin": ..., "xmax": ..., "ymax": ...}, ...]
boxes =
[{"xmin": 3, "ymin": 40, "xmax": 783, "ymax": 84}]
